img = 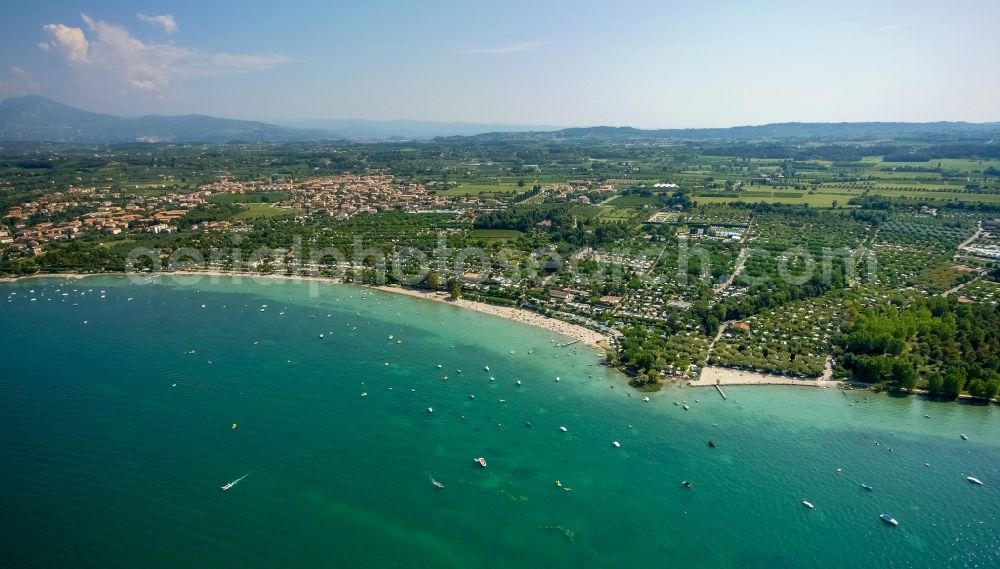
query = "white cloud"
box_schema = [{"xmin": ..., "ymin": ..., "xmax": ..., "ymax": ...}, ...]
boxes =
[
  {"xmin": 137, "ymin": 13, "xmax": 178, "ymax": 34},
  {"xmin": 36, "ymin": 14, "xmax": 289, "ymax": 97},
  {"xmin": 39, "ymin": 23, "xmax": 90, "ymax": 64},
  {"xmin": 458, "ymin": 41, "xmax": 555, "ymax": 55}
]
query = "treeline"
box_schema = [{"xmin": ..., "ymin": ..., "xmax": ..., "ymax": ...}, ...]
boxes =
[{"xmin": 838, "ymin": 297, "xmax": 1000, "ymax": 400}]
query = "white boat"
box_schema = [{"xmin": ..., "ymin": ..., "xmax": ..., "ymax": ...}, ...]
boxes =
[
  {"xmin": 484, "ymin": 365, "xmax": 490, "ymax": 371},
  {"xmin": 612, "ymin": 441, "xmax": 621, "ymax": 448},
  {"xmin": 221, "ymin": 473, "xmax": 249, "ymax": 491},
  {"xmin": 960, "ymin": 434, "xmax": 969, "ymax": 440},
  {"xmin": 802, "ymin": 500, "xmax": 815, "ymax": 509},
  {"xmin": 559, "ymin": 426, "xmax": 568, "ymax": 432},
  {"xmin": 431, "ymin": 477, "xmax": 444, "ymax": 489},
  {"xmin": 880, "ymin": 513, "xmax": 899, "ymax": 526},
  {"xmin": 427, "ymin": 407, "xmax": 433, "ymax": 413},
  {"xmin": 475, "ymin": 457, "xmax": 487, "ymax": 468},
  {"xmin": 516, "ymin": 380, "xmax": 522, "ymax": 386},
  {"xmin": 967, "ymin": 476, "xmax": 984, "ymax": 485},
  {"xmin": 643, "ymin": 397, "xmax": 650, "ymax": 402},
  {"xmin": 683, "ymin": 405, "xmax": 690, "ymax": 410}
]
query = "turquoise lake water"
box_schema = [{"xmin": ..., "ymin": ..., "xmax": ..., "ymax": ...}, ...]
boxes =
[{"xmin": 1, "ymin": 275, "xmax": 998, "ymax": 568}]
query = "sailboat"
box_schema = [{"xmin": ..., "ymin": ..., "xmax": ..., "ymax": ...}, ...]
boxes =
[{"xmin": 221, "ymin": 473, "xmax": 250, "ymax": 491}]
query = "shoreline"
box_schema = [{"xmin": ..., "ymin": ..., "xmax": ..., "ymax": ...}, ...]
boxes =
[
  {"xmin": 688, "ymin": 365, "xmax": 842, "ymax": 389},
  {"xmin": 368, "ymin": 285, "xmax": 609, "ymax": 351},
  {"xmin": 1, "ymin": 270, "xmax": 610, "ymax": 351}
]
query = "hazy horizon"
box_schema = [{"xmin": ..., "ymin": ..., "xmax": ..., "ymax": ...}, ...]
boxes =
[{"xmin": 1, "ymin": 0, "xmax": 999, "ymax": 128}]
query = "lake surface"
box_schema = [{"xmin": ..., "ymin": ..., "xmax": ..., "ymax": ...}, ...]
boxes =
[{"xmin": 2, "ymin": 275, "xmax": 998, "ymax": 568}]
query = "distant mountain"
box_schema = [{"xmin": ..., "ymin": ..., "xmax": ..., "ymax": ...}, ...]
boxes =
[
  {"xmin": 0, "ymin": 95, "xmax": 329, "ymax": 143},
  {"xmin": 277, "ymin": 118, "xmax": 561, "ymax": 140},
  {"xmin": 2, "ymin": 95, "xmax": 998, "ymax": 144},
  {"xmin": 462, "ymin": 122, "xmax": 1000, "ymax": 143}
]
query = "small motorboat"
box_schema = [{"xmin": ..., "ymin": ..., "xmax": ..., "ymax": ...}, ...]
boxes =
[
  {"xmin": 643, "ymin": 396, "xmax": 650, "ymax": 402},
  {"xmin": 516, "ymin": 380, "xmax": 522, "ymax": 386},
  {"xmin": 525, "ymin": 420, "xmax": 532, "ymax": 427},
  {"xmin": 683, "ymin": 405, "xmax": 690, "ymax": 410},
  {"xmin": 960, "ymin": 434, "xmax": 969, "ymax": 440},
  {"xmin": 682, "ymin": 481, "xmax": 693, "ymax": 488},
  {"xmin": 880, "ymin": 513, "xmax": 899, "ymax": 526},
  {"xmin": 475, "ymin": 457, "xmax": 487, "ymax": 468},
  {"xmin": 967, "ymin": 476, "xmax": 984, "ymax": 485},
  {"xmin": 559, "ymin": 426, "xmax": 568, "ymax": 432},
  {"xmin": 484, "ymin": 365, "xmax": 490, "ymax": 371},
  {"xmin": 708, "ymin": 441, "xmax": 716, "ymax": 448},
  {"xmin": 431, "ymin": 478, "xmax": 444, "ymax": 489},
  {"xmin": 612, "ymin": 441, "xmax": 621, "ymax": 448},
  {"xmin": 469, "ymin": 394, "xmax": 476, "ymax": 400},
  {"xmin": 802, "ymin": 501, "xmax": 815, "ymax": 509},
  {"xmin": 861, "ymin": 483, "xmax": 873, "ymax": 491}
]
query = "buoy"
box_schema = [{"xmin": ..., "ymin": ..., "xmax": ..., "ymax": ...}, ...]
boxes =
[{"xmin": 231, "ymin": 423, "xmax": 237, "ymax": 430}]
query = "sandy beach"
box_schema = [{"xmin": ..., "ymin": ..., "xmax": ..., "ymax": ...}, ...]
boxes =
[
  {"xmin": 369, "ymin": 285, "xmax": 609, "ymax": 350},
  {"xmin": 689, "ymin": 365, "xmax": 840, "ymax": 388}
]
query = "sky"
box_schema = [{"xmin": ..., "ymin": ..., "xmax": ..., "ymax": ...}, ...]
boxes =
[{"xmin": 1, "ymin": 0, "xmax": 998, "ymax": 127}]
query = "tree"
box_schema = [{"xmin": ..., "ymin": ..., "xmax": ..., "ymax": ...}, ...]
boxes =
[
  {"xmin": 926, "ymin": 373, "xmax": 944, "ymax": 395},
  {"xmin": 450, "ymin": 281, "xmax": 462, "ymax": 299},
  {"xmin": 942, "ymin": 368, "xmax": 966, "ymax": 400},
  {"xmin": 892, "ymin": 360, "xmax": 917, "ymax": 392},
  {"xmin": 425, "ymin": 271, "xmax": 442, "ymax": 290}
]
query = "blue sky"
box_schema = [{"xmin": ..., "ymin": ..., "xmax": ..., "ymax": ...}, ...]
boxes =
[{"xmin": 1, "ymin": 0, "xmax": 998, "ymax": 127}]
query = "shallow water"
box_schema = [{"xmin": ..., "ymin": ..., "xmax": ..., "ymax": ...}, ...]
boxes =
[{"xmin": 1, "ymin": 276, "xmax": 998, "ymax": 568}]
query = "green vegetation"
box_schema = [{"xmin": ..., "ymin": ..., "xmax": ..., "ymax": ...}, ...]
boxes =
[{"xmin": 838, "ymin": 297, "xmax": 1000, "ymax": 400}]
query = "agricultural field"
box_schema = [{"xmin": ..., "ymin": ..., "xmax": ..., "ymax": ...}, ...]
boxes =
[
  {"xmin": 434, "ymin": 183, "xmax": 522, "ymax": 196},
  {"xmin": 693, "ymin": 191, "xmax": 848, "ymax": 209},
  {"xmin": 208, "ymin": 191, "xmax": 291, "ymax": 205},
  {"xmin": 233, "ymin": 204, "xmax": 304, "ymax": 221}
]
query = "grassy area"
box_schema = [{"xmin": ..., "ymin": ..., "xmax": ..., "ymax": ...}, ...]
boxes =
[
  {"xmin": 435, "ymin": 183, "xmax": 522, "ymax": 196},
  {"xmin": 607, "ymin": 195, "xmax": 660, "ymax": 207},
  {"xmin": 693, "ymin": 192, "xmax": 847, "ymax": 208},
  {"xmin": 597, "ymin": 207, "xmax": 637, "ymax": 222},
  {"xmin": 862, "ymin": 156, "xmax": 1000, "ymax": 173},
  {"xmin": 233, "ymin": 204, "xmax": 303, "ymax": 221},
  {"xmin": 208, "ymin": 192, "xmax": 291, "ymax": 205}
]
